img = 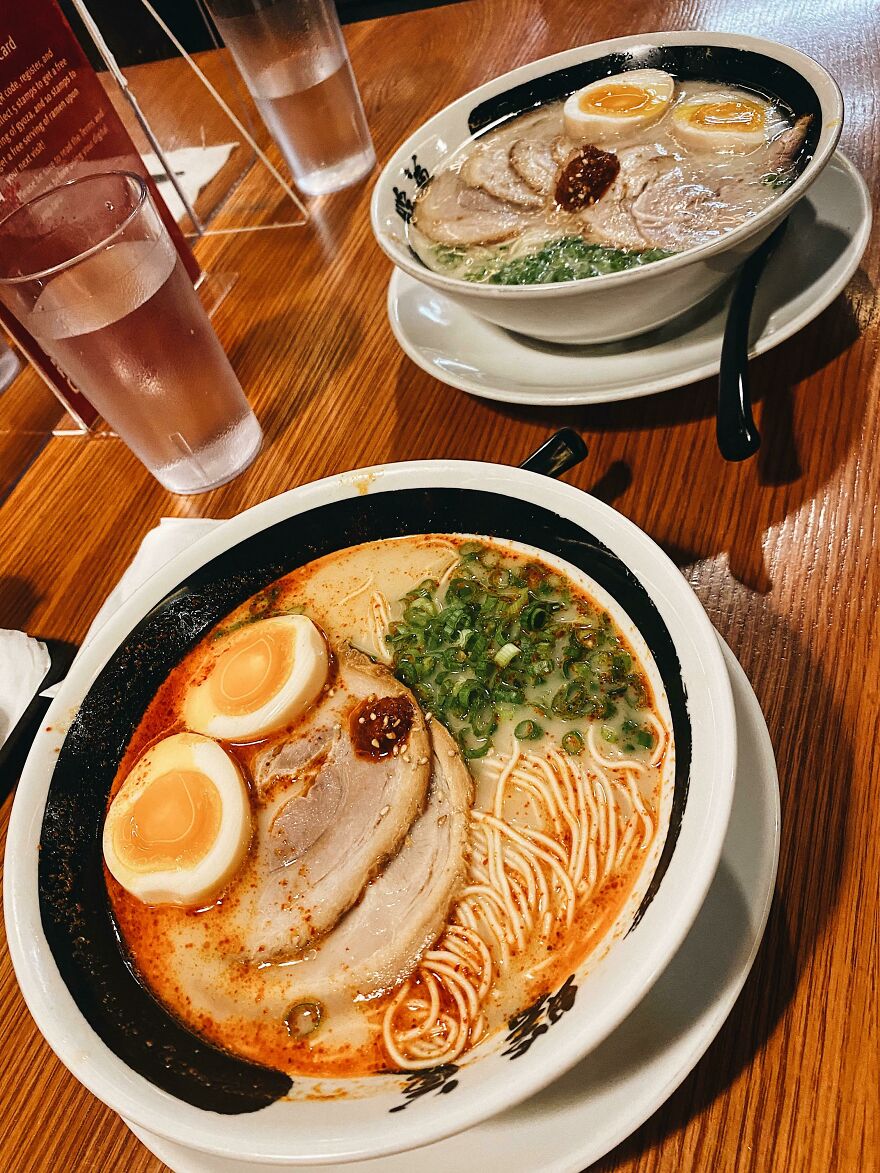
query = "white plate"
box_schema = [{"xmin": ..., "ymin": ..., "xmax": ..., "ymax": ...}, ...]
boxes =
[
  {"xmin": 387, "ymin": 151, "xmax": 871, "ymax": 406},
  {"xmin": 125, "ymin": 638, "xmax": 778, "ymax": 1173}
]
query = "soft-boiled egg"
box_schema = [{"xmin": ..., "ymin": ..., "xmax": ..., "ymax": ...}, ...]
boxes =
[
  {"xmin": 671, "ymin": 90, "xmax": 771, "ymax": 153},
  {"xmin": 564, "ymin": 69, "xmax": 675, "ymax": 144},
  {"xmin": 103, "ymin": 732, "xmax": 251, "ymax": 906},
  {"xmin": 183, "ymin": 614, "xmax": 328, "ymax": 741}
]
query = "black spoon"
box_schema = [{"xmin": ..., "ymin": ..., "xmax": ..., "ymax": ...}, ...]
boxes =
[
  {"xmin": 519, "ymin": 428, "xmax": 588, "ymax": 478},
  {"xmin": 717, "ymin": 218, "xmax": 788, "ymax": 462}
]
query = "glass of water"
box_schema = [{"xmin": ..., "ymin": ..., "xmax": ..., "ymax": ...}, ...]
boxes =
[
  {"xmin": 206, "ymin": 0, "xmax": 376, "ymax": 196},
  {"xmin": 0, "ymin": 172, "xmax": 263, "ymax": 494}
]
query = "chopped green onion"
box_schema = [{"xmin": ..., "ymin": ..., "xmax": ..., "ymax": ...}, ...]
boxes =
[
  {"xmin": 387, "ymin": 543, "xmax": 654, "ymax": 757},
  {"xmin": 459, "ymin": 541, "xmax": 483, "ymax": 558},
  {"xmin": 514, "ymin": 719, "xmax": 543, "ymax": 740},
  {"xmin": 471, "ymin": 705, "xmax": 498, "ymax": 739},
  {"xmin": 494, "ymin": 642, "xmax": 520, "ymax": 668},
  {"xmin": 562, "ymin": 730, "xmax": 584, "ymax": 755},
  {"xmin": 488, "ymin": 568, "xmax": 512, "ymax": 589}
]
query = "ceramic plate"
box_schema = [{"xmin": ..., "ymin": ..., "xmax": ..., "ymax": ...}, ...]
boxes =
[
  {"xmin": 125, "ymin": 638, "xmax": 777, "ymax": 1172},
  {"xmin": 387, "ymin": 152, "xmax": 871, "ymax": 405}
]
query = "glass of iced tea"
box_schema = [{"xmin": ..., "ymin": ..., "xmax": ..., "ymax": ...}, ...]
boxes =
[
  {"xmin": 0, "ymin": 172, "xmax": 262, "ymax": 494},
  {"xmin": 206, "ymin": 0, "xmax": 375, "ymax": 196}
]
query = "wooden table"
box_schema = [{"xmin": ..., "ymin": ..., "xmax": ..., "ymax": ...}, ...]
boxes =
[{"xmin": 1, "ymin": 0, "xmax": 878, "ymax": 1169}]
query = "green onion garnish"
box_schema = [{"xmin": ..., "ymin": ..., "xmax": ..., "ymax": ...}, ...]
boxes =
[
  {"xmin": 494, "ymin": 642, "xmax": 520, "ymax": 668},
  {"xmin": 562, "ymin": 730, "xmax": 584, "ymax": 755},
  {"xmin": 386, "ymin": 543, "xmax": 654, "ymax": 757},
  {"xmin": 514, "ymin": 719, "xmax": 543, "ymax": 741}
]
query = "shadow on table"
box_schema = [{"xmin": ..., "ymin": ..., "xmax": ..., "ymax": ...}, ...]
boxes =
[
  {"xmin": 0, "ymin": 575, "xmax": 42, "ymax": 631},
  {"xmin": 495, "ymin": 281, "xmax": 864, "ymax": 436},
  {"xmin": 453, "ymin": 285, "xmax": 870, "ymax": 593},
  {"xmin": 586, "ymin": 612, "xmax": 852, "ymax": 1169}
]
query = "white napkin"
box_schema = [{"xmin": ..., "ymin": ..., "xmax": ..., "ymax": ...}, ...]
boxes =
[
  {"xmin": 42, "ymin": 517, "xmax": 224, "ymax": 699},
  {"xmin": 141, "ymin": 143, "xmax": 238, "ymax": 225},
  {"xmin": 0, "ymin": 630, "xmax": 51, "ymax": 748},
  {"xmin": 82, "ymin": 517, "xmax": 224, "ymax": 647}
]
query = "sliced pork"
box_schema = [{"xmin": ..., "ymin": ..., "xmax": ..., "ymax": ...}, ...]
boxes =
[
  {"xmin": 230, "ymin": 645, "xmax": 432, "ymax": 961},
  {"xmin": 575, "ymin": 146, "xmax": 671, "ymax": 249},
  {"xmin": 461, "ymin": 144, "xmax": 544, "ymax": 208},
  {"xmin": 767, "ymin": 114, "xmax": 811, "ymax": 171},
  {"xmin": 580, "ymin": 146, "xmax": 767, "ymax": 252},
  {"xmin": 279, "ymin": 720, "xmax": 472, "ymax": 1001},
  {"xmin": 411, "ymin": 170, "xmax": 530, "ymax": 246},
  {"xmin": 509, "ymin": 136, "xmax": 559, "ymax": 195}
]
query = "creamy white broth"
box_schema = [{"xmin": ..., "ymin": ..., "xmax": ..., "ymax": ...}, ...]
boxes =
[
  {"xmin": 107, "ymin": 535, "xmax": 671, "ymax": 1086},
  {"xmin": 409, "ymin": 80, "xmax": 802, "ymax": 285}
]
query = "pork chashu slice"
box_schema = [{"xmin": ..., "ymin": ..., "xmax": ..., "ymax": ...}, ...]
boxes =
[
  {"xmin": 282, "ymin": 720, "xmax": 473, "ymax": 1002},
  {"xmin": 235, "ymin": 645, "xmax": 432, "ymax": 962},
  {"xmin": 412, "ymin": 169, "xmax": 531, "ymax": 246}
]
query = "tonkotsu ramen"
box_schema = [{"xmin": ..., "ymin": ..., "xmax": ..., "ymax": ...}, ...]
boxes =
[
  {"xmin": 408, "ymin": 72, "xmax": 811, "ymax": 285},
  {"xmin": 104, "ymin": 535, "xmax": 673, "ymax": 1080}
]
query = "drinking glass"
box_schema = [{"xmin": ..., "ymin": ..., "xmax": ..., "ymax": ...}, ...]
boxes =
[
  {"xmin": 0, "ymin": 172, "xmax": 262, "ymax": 494},
  {"xmin": 206, "ymin": 0, "xmax": 376, "ymax": 196}
]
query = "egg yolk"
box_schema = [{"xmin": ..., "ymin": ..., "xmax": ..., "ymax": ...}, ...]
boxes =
[
  {"xmin": 209, "ymin": 627, "xmax": 294, "ymax": 716},
  {"xmin": 114, "ymin": 769, "xmax": 222, "ymax": 873},
  {"xmin": 684, "ymin": 99, "xmax": 765, "ymax": 131},
  {"xmin": 580, "ymin": 84, "xmax": 663, "ymax": 116}
]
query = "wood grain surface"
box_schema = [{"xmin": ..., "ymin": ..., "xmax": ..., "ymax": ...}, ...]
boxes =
[{"xmin": 1, "ymin": 1, "xmax": 878, "ymax": 1170}]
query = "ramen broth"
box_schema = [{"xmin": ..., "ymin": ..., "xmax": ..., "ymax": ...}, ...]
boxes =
[
  {"xmin": 106, "ymin": 536, "xmax": 672, "ymax": 1083},
  {"xmin": 409, "ymin": 78, "xmax": 807, "ymax": 285}
]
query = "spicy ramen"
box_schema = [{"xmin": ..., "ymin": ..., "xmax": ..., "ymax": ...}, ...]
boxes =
[{"xmin": 104, "ymin": 536, "xmax": 673, "ymax": 1082}]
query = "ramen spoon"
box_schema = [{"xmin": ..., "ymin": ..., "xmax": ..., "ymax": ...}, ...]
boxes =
[
  {"xmin": 717, "ymin": 218, "xmax": 788, "ymax": 462},
  {"xmin": 519, "ymin": 428, "xmax": 588, "ymax": 478}
]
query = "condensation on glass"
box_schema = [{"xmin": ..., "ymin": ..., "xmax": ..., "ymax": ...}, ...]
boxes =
[
  {"xmin": 0, "ymin": 172, "xmax": 262, "ymax": 493},
  {"xmin": 206, "ymin": 0, "xmax": 376, "ymax": 196}
]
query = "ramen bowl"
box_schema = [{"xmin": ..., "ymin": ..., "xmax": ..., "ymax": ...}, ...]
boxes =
[
  {"xmin": 4, "ymin": 461, "xmax": 735, "ymax": 1164},
  {"xmin": 371, "ymin": 31, "xmax": 843, "ymax": 344}
]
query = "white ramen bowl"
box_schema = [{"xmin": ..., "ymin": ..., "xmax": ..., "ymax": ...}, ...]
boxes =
[
  {"xmin": 4, "ymin": 461, "xmax": 736, "ymax": 1164},
  {"xmin": 371, "ymin": 31, "xmax": 843, "ymax": 344}
]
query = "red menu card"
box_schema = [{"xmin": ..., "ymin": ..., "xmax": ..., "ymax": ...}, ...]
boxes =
[{"xmin": 0, "ymin": 1, "xmax": 201, "ymax": 428}]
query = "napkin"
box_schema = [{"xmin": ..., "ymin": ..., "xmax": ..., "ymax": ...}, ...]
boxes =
[
  {"xmin": 82, "ymin": 517, "xmax": 224, "ymax": 646},
  {"xmin": 141, "ymin": 143, "xmax": 238, "ymax": 225},
  {"xmin": 0, "ymin": 630, "xmax": 51, "ymax": 749},
  {"xmin": 42, "ymin": 517, "xmax": 224, "ymax": 700}
]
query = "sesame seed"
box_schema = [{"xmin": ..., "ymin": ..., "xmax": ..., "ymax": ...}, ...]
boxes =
[{"xmin": 371, "ymin": 738, "xmax": 380, "ymax": 748}]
